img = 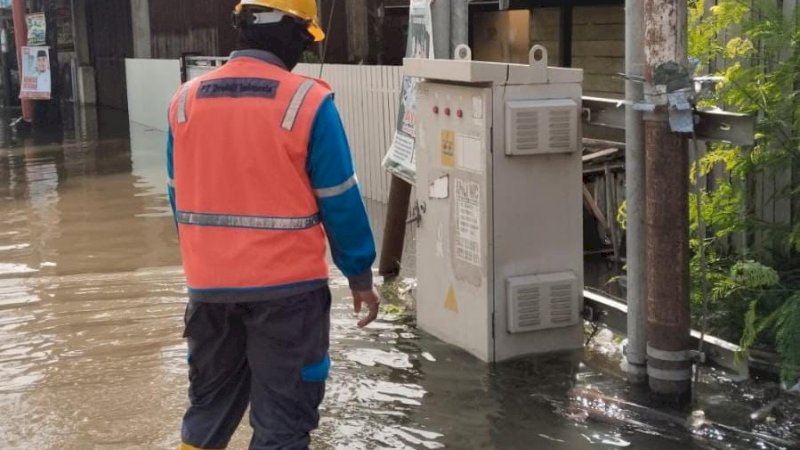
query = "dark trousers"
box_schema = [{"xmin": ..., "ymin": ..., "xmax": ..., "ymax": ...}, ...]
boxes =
[{"xmin": 181, "ymin": 287, "xmax": 331, "ymax": 450}]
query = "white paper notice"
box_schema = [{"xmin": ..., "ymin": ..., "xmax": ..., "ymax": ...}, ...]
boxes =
[
  {"xmin": 472, "ymin": 96, "xmax": 483, "ymax": 119},
  {"xmin": 429, "ymin": 174, "xmax": 449, "ymax": 199},
  {"xmin": 455, "ymin": 179, "xmax": 481, "ymax": 267}
]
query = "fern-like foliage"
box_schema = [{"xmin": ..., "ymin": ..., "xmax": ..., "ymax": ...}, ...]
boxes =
[
  {"xmin": 688, "ymin": 0, "xmax": 800, "ymax": 382},
  {"xmin": 775, "ymin": 295, "xmax": 800, "ymax": 382}
]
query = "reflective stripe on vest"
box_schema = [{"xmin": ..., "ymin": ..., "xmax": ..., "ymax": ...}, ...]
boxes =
[
  {"xmin": 176, "ymin": 81, "xmax": 194, "ymax": 124},
  {"xmin": 176, "ymin": 211, "xmax": 321, "ymax": 230},
  {"xmin": 282, "ymin": 79, "xmax": 316, "ymax": 131}
]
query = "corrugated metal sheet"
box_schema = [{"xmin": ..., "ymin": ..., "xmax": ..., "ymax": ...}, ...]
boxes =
[{"xmin": 295, "ymin": 63, "xmax": 402, "ymax": 203}]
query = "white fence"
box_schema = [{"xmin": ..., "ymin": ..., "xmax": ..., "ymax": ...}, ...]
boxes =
[
  {"xmin": 125, "ymin": 58, "xmax": 182, "ymax": 131},
  {"xmin": 295, "ymin": 64, "xmax": 401, "ymax": 203}
]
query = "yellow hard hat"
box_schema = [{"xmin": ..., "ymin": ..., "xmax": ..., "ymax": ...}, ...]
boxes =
[{"xmin": 235, "ymin": 0, "xmax": 325, "ymax": 42}]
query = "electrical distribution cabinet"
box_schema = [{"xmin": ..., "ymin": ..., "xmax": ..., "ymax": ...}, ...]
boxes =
[{"xmin": 405, "ymin": 46, "xmax": 584, "ymax": 362}]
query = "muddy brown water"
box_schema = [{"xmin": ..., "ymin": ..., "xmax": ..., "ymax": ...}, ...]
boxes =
[{"xmin": 0, "ymin": 117, "xmax": 797, "ymax": 449}]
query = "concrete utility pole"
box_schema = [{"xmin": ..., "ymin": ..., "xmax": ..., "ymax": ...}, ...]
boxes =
[
  {"xmin": 11, "ymin": 0, "xmax": 33, "ymax": 122},
  {"xmin": 643, "ymin": 0, "xmax": 692, "ymax": 400},
  {"xmin": 345, "ymin": 0, "xmax": 369, "ymax": 63},
  {"xmin": 623, "ymin": 0, "xmax": 648, "ymax": 384},
  {"xmin": 431, "ymin": 0, "xmax": 451, "ymax": 59},
  {"xmin": 130, "ymin": 0, "xmax": 152, "ymax": 59},
  {"xmin": 36, "ymin": 0, "xmax": 61, "ymax": 130},
  {"xmin": 450, "ymin": 0, "xmax": 468, "ymax": 52}
]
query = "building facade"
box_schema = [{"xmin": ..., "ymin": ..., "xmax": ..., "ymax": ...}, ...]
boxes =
[{"xmin": 1, "ymin": 0, "xmax": 626, "ymax": 112}]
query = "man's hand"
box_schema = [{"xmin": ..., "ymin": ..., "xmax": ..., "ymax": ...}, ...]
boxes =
[{"xmin": 352, "ymin": 288, "xmax": 380, "ymax": 328}]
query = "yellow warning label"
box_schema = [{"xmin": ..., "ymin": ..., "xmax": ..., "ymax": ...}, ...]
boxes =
[
  {"xmin": 444, "ymin": 286, "xmax": 458, "ymax": 313},
  {"xmin": 441, "ymin": 129, "xmax": 455, "ymax": 168}
]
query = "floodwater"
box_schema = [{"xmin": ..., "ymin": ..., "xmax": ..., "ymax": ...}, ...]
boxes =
[{"xmin": 0, "ymin": 110, "xmax": 798, "ymax": 449}]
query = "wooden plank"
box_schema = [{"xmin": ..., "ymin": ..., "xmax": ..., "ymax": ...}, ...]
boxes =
[
  {"xmin": 583, "ymin": 184, "xmax": 609, "ymax": 230},
  {"xmin": 604, "ymin": 164, "xmax": 620, "ymax": 260},
  {"xmin": 531, "ymin": 7, "xmax": 561, "ymax": 39},
  {"xmin": 572, "ymin": 6, "xmax": 625, "ymax": 25},
  {"xmin": 583, "ymin": 74, "xmax": 625, "ymax": 96},
  {"xmin": 572, "ymin": 24, "xmax": 625, "ymax": 41},
  {"xmin": 572, "ymin": 56, "xmax": 625, "ymax": 76},
  {"xmin": 572, "ymin": 41, "xmax": 625, "ymax": 58},
  {"xmin": 582, "ymin": 147, "xmax": 621, "ymax": 162}
]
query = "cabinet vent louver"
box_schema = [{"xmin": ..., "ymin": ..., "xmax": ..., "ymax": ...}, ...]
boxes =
[
  {"xmin": 507, "ymin": 272, "xmax": 579, "ymax": 333},
  {"xmin": 506, "ymin": 99, "xmax": 578, "ymax": 156}
]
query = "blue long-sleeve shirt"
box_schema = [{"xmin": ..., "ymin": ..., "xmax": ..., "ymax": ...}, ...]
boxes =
[{"xmin": 167, "ymin": 88, "xmax": 376, "ymax": 291}]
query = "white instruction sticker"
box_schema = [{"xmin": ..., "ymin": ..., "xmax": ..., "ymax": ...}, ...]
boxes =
[
  {"xmin": 472, "ymin": 96, "xmax": 483, "ymax": 119},
  {"xmin": 456, "ymin": 135, "xmax": 483, "ymax": 174},
  {"xmin": 455, "ymin": 179, "xmax": 481, "ymax": 267},
  {"xmin": 429, "ymin": 174, "xmax": 449, "ymax": 199}
]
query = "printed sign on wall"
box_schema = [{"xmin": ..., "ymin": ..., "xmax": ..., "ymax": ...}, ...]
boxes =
[
  {"xmin": 26, "ymin": 13, "xmax": 46, "ymax": 46},
  {"xmin": 20, "ymin": 46, "xmax": 51, "ymax": 100},
  {"xmin": 382, "ymin": 0, "xmax": 434, "ymax": 185}
]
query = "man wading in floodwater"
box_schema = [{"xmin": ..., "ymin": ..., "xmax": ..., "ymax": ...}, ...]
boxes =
[{"xmin": 166, "ymin": 1, "xmax": 379, "ymax": 448}]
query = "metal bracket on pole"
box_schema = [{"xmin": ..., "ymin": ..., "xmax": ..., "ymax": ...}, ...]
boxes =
[{"xmin": 582, "ymin": 96, "xmax": 756, "ymax": 146}]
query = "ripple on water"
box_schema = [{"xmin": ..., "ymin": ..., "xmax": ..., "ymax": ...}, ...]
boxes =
[
  {"xmin": 0, "ymin": 263, "xmax": 38, "ymax": 276},
  {"xmin": 0, "ymin": 243, "xmax": 31, "ymax": 252},
  {"xmin": 343, "ymin": 348, "xmax": 413, "ymax": 369},
  {"xmin": 356, "ymin": 379, "xmax": 426, "ymax": 406}
]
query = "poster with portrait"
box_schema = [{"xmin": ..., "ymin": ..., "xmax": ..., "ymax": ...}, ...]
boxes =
[
  {"xmin": 26, "ymin": 13, "xmax": 46, "ymax": 46},
  {"xmin": 382, "ymin": 0, "xmax": 433, "ymax": 185},
  {"xmin": 20, "ymin": 46, "xmax": 51, "ymax": 100}
]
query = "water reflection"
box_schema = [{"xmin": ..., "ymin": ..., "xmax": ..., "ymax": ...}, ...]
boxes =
[{"xmin": 0, "ymin": 109, "xmax": 796, "ymax": 449}]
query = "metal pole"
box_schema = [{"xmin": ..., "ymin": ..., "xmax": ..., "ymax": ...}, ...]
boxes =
[
  {"xmin": 643, "ymin": 0, "xmax": 692, "ymax": 401},
  {"xmin": 623, "ymin": 0, "xmax": 647, "ymax": 384},
  {"xmin": 11, "ymin": 0, "xmax": 33, "ymax": 122},
  {"xmin": 450, "ymin": 0, "xmax": 467, "ymax": 52}
]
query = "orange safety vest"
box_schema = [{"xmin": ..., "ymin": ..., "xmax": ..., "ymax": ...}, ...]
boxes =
[{"xmin": 168, "ymin": 56, "xmax": 331, "ymax": 293}]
